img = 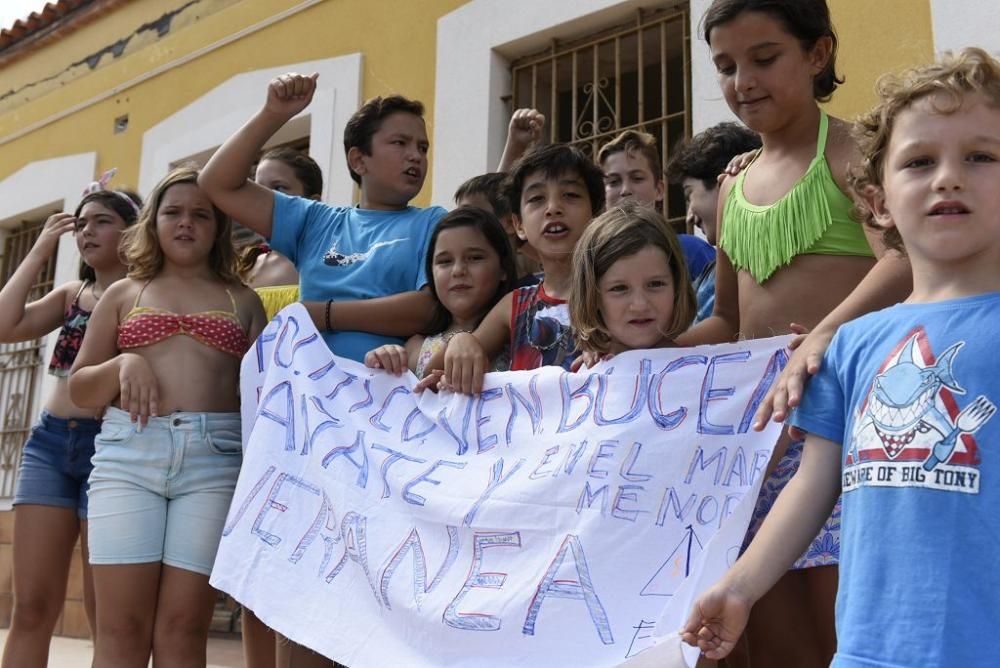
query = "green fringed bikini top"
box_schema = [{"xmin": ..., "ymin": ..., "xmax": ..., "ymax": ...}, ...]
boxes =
[{"xmin": 719, "ymin": 111, "xmax": 873, "ymax": 284}]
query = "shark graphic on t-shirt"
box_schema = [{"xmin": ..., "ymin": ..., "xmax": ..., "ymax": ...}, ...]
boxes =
[
  {"xmin": 845, "ymin": 328, "xmax": 995, "ymax": 494},
  {"xmin": 323, "ymin": 238, "xmax": 409, "ymax": 267}
]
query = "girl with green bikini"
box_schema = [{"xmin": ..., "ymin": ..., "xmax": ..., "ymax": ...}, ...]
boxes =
[{"xmin": 676, "ymin": 1, "xmax": 912, "ymax": 666}]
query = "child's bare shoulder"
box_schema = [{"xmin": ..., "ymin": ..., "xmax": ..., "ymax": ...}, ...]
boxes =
[
  {"xmin": 56, "ymin": 279, "xmax": 85, "ymax": 309},
  {"xmin": 104, "ymin": 277, "xmax": 142, "ymax": 301},
  {"xmin": 99, "ymin": 278, "xmax": 143, "ymax": 320},
  {"xmin": 715, "ymin": 172, "xmax": 740, "ymax": 222},
  {"xmin": 825, "ymin": 115, "xmax": 861, "ymax": 189},
  {"xmin": 230, "ymin": 282, "xmax": 265, "ymax": 314}
]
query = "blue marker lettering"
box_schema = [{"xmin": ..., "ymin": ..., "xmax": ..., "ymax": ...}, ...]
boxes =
[
  {"xmin": 321, "ymin": 430, "xmax": 370, "ymax": 489},
  {"xmin": 402, "ymin": 459, "xmax": 466, "ymax": 506},
  {"xmin": 443, "ymin": 532, "xmax": 521, "ymax": 631},
  {"xmin": 522, "ymin": 534, "xmax": 613, "ymax": 644},
  {"xmin": 698, "ymin": 351, "xmax": 751, "ymax": 435}
]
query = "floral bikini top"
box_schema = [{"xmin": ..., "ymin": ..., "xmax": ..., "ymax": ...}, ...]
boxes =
[
  {"xmin": 49, "ymin": 282, "xmax": 92, "ymax": 377},
  {"xmin": 117, "ymin": 281, "xmax": 251, "ymax": 358}
]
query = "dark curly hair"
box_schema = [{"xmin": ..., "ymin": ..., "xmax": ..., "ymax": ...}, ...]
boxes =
[{"xmin": 666, "ymin": 122, "xmax": 762, "ymax": 190}]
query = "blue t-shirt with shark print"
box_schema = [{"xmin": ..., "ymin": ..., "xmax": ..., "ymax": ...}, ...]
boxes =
[
  {"xmin": 270, "ymin": 191, "xmax": 445, "ymax": 362},
  {"xmin": 789, "ymin": 291, "xmax": 1000, "ymax": 668}
]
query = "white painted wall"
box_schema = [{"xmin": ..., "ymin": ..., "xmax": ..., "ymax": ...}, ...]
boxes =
[
  {"xmin": 139, "ymin": 54, "xmax": 363, "ymax": 206},
  {"xmin": 0, "ymin": 153, "xmax": 97, "ymax": 418},
  {"xmin": 689, "ymin": 0, "xmax": 736, "ymax": 133},
  {"xmin": 432, "ymin": 0, "xmax": 732, "ymax": 207},
  {"xmin": 929, "ymin": 0, "xmax": 1000, "ymax": 54}
]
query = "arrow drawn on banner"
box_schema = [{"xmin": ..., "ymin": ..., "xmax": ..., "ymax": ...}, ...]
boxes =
[{"xmin": 639, "ymin": 525, "xmax": 703, "ymax": 597}]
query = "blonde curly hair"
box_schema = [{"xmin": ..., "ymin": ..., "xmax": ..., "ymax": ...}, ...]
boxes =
[
  {"xmin": 122, "ymin": 166, "xmax": 239, "ymax": 282},
  {"xmin": 850, "ymin": 47, "xmax": 1000, "ymax": 252}
]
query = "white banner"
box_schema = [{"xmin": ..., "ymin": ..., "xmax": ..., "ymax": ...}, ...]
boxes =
[{"xmin": 212, "ymin": 304, "xmax": 788, "ymax": 668}]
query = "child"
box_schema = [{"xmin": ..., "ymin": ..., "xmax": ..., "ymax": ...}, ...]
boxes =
[
  {"xmin": 365, "ymin": 206, "xmax": 517, "ymax": 376},
  {"xmin": 683, "ymin": 47, "xmax": 1000, "ymax": 667},
  {"xmin": 454, "ymin": 172, "xmax": 541, "ymax": 286},
  {"xmin": 678, "ymin": 1, "xmax": 912, "ymax": 665},
  {"xmin": 200, "ymin": 73, "xmax": 446, "ymax": 363},
  {"xmin": 68, "ymin": 167, "xmax": 266, "ymax": 666},
  {"xmin": 430, "ymin": 143, "xmax": 605, "ymax": 394},
  {"xmin": 570, "ymin": 200, "xmax": 696, "ymax": 356},
  {"xmin": 597, "ymin": 130, "xmax": 716, "ymax": 285},
  {"xmin": 665, "ymin": 123, "xmax": 761, "ymax": 323},
  {"xmin": 237, "ymin": 147, "xmax": 323, "ymax": 319},
  {"xmin": 0, "ymin": 182, "xmax": 139, "ymax": 666},
  {"xmin": 234, "ymin": 145, "xmax": 322, "ymax": 668},
  {"xmin": 234, "ymin": 143, "xmax": 323, "ymax": 668}
]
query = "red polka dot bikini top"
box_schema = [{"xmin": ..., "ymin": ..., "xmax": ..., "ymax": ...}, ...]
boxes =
[{"xmin": 117, "ymin": 281, "xmax": 251, "ymax": 358}]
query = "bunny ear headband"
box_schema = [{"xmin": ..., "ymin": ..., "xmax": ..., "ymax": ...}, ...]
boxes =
[{"xmin": 81, "ymin": 168, "xmax": 142, "ymax": 217}]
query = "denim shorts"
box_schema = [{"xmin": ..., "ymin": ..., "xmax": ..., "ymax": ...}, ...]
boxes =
[
  {"xmin": 87, "ymin": 407, "xmax": 242, "ymax": 576},
  {"xmin": 13, "ymin": 411, "xmax": 100, "ymax": 518}
]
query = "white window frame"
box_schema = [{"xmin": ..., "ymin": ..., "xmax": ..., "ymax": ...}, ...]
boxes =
[
  {"xmin": 431, "ymin": 0, "xmax": 730, "ymax": 208},
  {"xmin": 139, "ymin": 54, "xmax": 364, "ymax": 206}
]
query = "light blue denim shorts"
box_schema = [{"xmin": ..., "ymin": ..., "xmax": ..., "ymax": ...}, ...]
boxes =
[{"xmin": 87, "ymin": 407, "xmax": 242, "ymax": 576}]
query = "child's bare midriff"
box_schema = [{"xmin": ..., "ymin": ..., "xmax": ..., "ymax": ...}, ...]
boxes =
[
  {"xmin": 737, "ymin": 253, "xmax": 876, "ymax": 339},
  {"xmin": 113, "ymin": 337, "xmax": 243, "ymax": 415},
  {"xmin": 44, "ymin": 377, "xmax": 104, "ymax": 418}
]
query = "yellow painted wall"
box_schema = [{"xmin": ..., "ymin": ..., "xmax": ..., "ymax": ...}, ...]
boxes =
[
  {"xmin": 827, "ymin": 0, "xmax": 935, "ymax": 119},
  {"xmin": 0, "ymin": 0, "xmax": 241, "ymax": 114},
  {"xmin": 0, "ymin": 0, "xmax": 465, "ymax": 207},
  {"xmin": 0, "ymin": 0, "xmax": 936, "ymax": 206}
]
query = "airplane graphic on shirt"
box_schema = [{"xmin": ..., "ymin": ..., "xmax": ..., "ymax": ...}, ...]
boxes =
[{"xmin": 323, "ymin": 238, "xmax": 409, "ymax": 267}]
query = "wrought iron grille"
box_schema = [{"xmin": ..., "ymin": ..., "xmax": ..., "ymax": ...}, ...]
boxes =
[
  {"xmin": 0, "ymin": 219, "xmax": 56, "ymax": 502},
  {"xmin": 510, "ymin": 6, "xmax": 691, "ymax": 225}
]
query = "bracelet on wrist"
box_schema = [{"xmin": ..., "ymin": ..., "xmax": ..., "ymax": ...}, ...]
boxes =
[
  {"xmin": 443, "ymin": 329, "xmax": 472, "ymax": 344},
  {"xmin": 325, "ymin": 300, "xmax": 333, "ymax": 332}
]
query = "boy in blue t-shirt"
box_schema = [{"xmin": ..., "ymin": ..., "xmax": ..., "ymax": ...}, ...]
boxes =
[
  {"xmin": 200, "ymin": 72, "xmax": 445, "ymax": 361},
  {"xmin": 682, "ymin": 49, "xmax": 1000, "ymax": 667}
]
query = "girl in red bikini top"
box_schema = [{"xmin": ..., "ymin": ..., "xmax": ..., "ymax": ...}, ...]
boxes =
[
  {"xmin": 68, "ymin": 167, "xmax": 266, "ymax": 667},
  {"xmin": 117, "ymin": 282, "xmax": 251, "ymax": 358},
  {"xmin": 70, "ymin": 166, "xmax": 267, "ymax": 424}
]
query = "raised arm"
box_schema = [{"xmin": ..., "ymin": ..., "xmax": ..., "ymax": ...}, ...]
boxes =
[
  {"xmin": 0, "ymin": 212, "xmax": 77, "ymax": 343},
  {"xmin": 199, "ymin": 73, "xmax": 319, "ymax": 239},
  {"xmin": 303, "ymin": 289, "xmax": 437, "ymax": 338},
  {"xmin": 497, "ymin": 109, "xmax": 545, "ymax": 173}
]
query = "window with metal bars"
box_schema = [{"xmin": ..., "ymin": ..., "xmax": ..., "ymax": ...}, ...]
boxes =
[
  {"xmin": 509, "ymin": 5, "xmax": 691, "ymax": 226},
  {"xmin": 0, "ymin": 219, "xmax": 57, "ymax": 502}
]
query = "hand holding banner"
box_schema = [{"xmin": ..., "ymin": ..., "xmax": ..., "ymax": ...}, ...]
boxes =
[{"xmin": 212, "ymin": 304, "xmax": 788, "ymax": 667}]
